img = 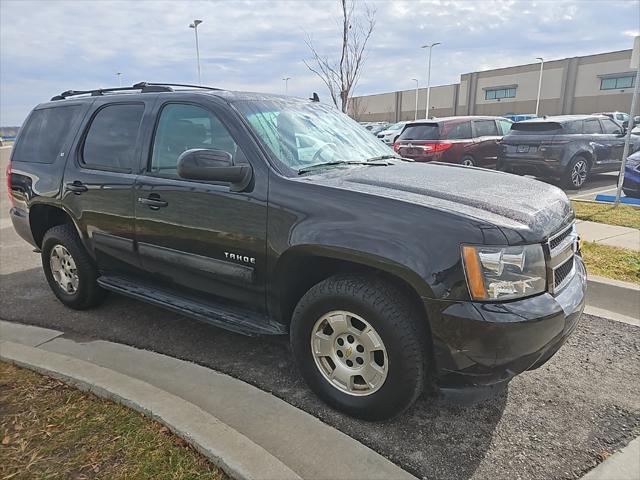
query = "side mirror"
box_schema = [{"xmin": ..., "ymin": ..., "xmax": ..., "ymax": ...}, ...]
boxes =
[
  {"xmin": 622, "ymin": 120, "xmax": 629, "ymax": 129},
  {"xmin": 177, "ymin": 149, "xmax": 252, "ymax": 191}
]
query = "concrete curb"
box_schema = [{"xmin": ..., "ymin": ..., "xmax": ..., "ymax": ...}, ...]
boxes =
[
  {"xmin": 0, "ymin": 340, "xmax": 301, "ymax": 480},
  {"xmin": 586, "ymin": 275, "xmax": 639, "ymax": 321},
  {"xmin": 581, "ymin": 437, "xmax": 640, "ymax": 480}
]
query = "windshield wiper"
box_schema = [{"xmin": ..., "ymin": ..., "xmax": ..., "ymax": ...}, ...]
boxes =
[
  {"xmin": 364, "ymin": 154, "xmax": 413, "ymax": 162},
  {"xmin": 298, "ymin": 161, "xmax": 369, "ymax": 174}
]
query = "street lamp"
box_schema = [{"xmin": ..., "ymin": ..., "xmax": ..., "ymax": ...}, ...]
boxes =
[
  {"xmin": 189, "ymin": 19, "xmax": 203, "ymax": 85},
  {"xmin": 116, "ymin": 72, "xmax": 122, "ymax": 87},
  {"xmin": 535, "ymin": 57, "xmax": 544, "ymax": 116},
  {"xmin": 411, "ymin": 78, "xmax": 419, "ymax": 120},
  {"xmin": 282, "ymin": 76, "xmax": 291, "ymax": 95},
  {"xmin": 421, "ymin": 42, "xmax": 441, "ymax": 119}
]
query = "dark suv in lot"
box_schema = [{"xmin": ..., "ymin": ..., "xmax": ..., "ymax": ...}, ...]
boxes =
[
  {"xmin": 393, "ymin": 116, "xmax": 512, "ymax": 167},
  {"xmin": 8, "ymin": 83, "xmax": 586, "ymax": 420},
  {"xmin": 498, "ymin": 115, "xmax": 640, "ymax": 189}
]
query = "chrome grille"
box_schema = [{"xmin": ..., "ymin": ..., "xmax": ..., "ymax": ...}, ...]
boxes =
[{"xmin": 546, "ymin": 222, "xmax": 578, "ymax": 294}]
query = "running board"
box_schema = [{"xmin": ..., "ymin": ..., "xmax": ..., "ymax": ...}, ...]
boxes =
[{"xmin": 97, "ymin": 275, "xmax": 287, "ymax": 337}]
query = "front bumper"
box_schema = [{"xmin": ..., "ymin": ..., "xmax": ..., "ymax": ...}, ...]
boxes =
[{"xmin": 425, "ymin": 255, "xmax": 586, "ymax": 388}]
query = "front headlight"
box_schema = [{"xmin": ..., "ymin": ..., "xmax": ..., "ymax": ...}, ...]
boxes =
[{"xmin": 461, "ymin": 244, "xmax": 547, "ymax": 301}]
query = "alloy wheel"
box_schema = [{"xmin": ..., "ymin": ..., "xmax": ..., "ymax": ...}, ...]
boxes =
[
  {"xmin": 571, "ymin": 159, "xmax": 588, "ymax": 187},
  {"xmin": 310, "ymin": 310, "xmax": 388, "ymax": 396},
  {"xmin": 49, "ymin": 244, "xmax": 79, "ymax": 294}
]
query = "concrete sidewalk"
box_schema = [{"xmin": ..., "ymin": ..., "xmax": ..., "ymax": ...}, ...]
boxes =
[
  {"xmin": 0, "ymin": 320, "xmax": 416, "ymax": 480},
  {"xmin": 576, "ymin": 220, "xmax": 640, "ymax": 251}
]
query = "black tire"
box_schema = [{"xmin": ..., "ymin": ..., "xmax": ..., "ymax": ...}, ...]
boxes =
[
  {"xmin": 41, "ymin": 224, "xmax": 106, "ymax": 310},
  {"xmin": 290, "ymin": 274, "xmax": 428, "ymax": 420},
  {"xmin": 460, "ymin": 155, "xmax": 475, "ymax": 167},
  {"xmin": 563, "ymin": 156, "xmax": 590, "ymax": 190}
]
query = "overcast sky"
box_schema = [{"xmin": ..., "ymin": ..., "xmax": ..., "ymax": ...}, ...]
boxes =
[{"xmin": 1, "ymin": 0, "xmax": 638, "ymax": 126}]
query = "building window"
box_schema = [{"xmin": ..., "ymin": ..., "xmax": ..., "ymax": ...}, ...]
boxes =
[
  {"xmin": 600, "ymin": 75, "xmax": 635, "ymax": 90},
  {"xmin": 485, "ymin": 87, "xmax": 516, "ymax": 100}
]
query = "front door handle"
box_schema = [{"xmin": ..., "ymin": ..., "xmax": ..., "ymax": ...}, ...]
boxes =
[
  {"xmin": 138, "ymin": 196, "xmax": 168, "ymax": 209},
  {"xmin": 66, "ymin": 181, "xmax": 88, "ymax": 194}
]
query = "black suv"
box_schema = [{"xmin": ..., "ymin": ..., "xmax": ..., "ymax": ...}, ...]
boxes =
[
  {"xmin": 498, "ymin": 115, "xmax": 640, "ymax": 189},
  {"xmin": 8, "ymin": 83, "xmax": 586, "ymax": 420}
]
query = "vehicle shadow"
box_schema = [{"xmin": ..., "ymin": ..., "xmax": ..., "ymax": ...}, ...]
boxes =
[{"xmin": 1, "ymin": 266, "xmax": 506, "ymax": 480}]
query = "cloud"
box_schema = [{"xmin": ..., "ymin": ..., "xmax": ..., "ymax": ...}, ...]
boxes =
[{"xmin": 1, "ymin": 0, "xmax": 638, "ymax": 125}]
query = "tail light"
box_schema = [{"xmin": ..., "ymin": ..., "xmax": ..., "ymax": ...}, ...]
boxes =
[
  {"xmin": 6, "ymin": 161, "xmax": 15, "ymax": 208},
  {"xmin": 416, "ymin": 142, "xmax": 453, "ymax": 152},
  {"xmin": 392, "ymin": 143, "xmax": 401, "ymax": 153}
]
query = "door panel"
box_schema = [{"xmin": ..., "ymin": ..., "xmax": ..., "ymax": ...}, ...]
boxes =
[
  {"xmin": 135, "ymin": 101, "xmax": 268, "ymax": 310},
  {"xmin": 472, "ymin": 119, "xmax": 501, "ymax": 167},
  {"xmin": 62, "ymin": 99, "xmax": 155, "ymax": 274}
]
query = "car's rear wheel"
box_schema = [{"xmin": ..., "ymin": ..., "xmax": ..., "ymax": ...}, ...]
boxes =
[
  {"xmin": 41, "ymin": 224, "xmax": 106, "ymax": 309},
  {"xmin": 290, "ymin": 274, "xmax": 428, "ymax": 420},
  {"xmin": 564, "ymin": 156, "xmax": 589, "ymax": 189},
  {"xmin": 461, "ymin": 155, "xmax": 475, "ymax": 167}
]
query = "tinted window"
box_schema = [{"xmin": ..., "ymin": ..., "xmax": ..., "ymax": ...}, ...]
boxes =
[
  {"xmin": 13, "ymin": 106, "xmax": 81, "ymax": 163},
  {"xmin": 474, "ymin": 120, "xmax": 499, "ymax": 137},
  {"xmin": 398, "ymin": 123, "xmax": 440, "ymax": 140},
  {"xmin": 509, "ymin": 122, "xmax": 563, "ymax": 135},
  {"xmin": 497, "ymin": 119, "xmax": 512, "ymax": 135},
  {"xmin": 151, "ymin": 104, "xmax": 241, "ymax": 175},
  {"xmin": 564, "ymin": 121, "xmax": 583, "ymax": 134},
  {"xmin": 583, "ymin": 119, "xmax": 603, "ymax": 134},
  {"xmin": 601, "ymin": 119, "xmax": 623, "ymax": 134},
  {"xmin": 441, "ymin": 121, "xmax": 471, "ymax": 140},
  {"xmin": 82, "ymin": 104, "xmax": 144, "ymax": 170}
]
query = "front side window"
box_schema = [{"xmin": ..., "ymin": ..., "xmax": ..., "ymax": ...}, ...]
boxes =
[
  {"xmin": 13, "ymin": 106, "xmax": 81, "ymax": 163},
  {"xmin": 600, "ymin": 75, "xmax": 635, "ymax": 90},
  {"xmin": 601, "ymin": 119, "xmax": 623, "ymax": 134},
  {"xmin": 150, "ymin": 104, "xmax": 241, "ymax": 175},
  {"xmin": 583, "ymin": 119, "xmax": 603, "ymax": 134},
  {"xmin": 82, "ymin": 104, "xmax": 144, "ymax": 170},
  {"xmin": 474, "ymin": 120, "xmax": 499, "ymax": 137},
  {"xmin": 235, "ymin": 99, "xmax": 395, "ymax": 172},
  {"xmin": 497, "ymin": 119, "xmax": 512, "ymax": 135}
]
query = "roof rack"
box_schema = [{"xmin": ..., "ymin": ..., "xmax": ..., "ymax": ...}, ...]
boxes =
[{"xmin": 50, "ymin": 82, "xmax": 221, "ymax": 101}]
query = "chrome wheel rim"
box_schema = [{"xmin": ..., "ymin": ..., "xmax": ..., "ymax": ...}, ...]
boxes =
[
  {"xmin": 49, "ymin": 245, "xmax": 79, "ymax": 294},
  {"xmin": 310, "ymin": 310, "xmax": 388, "ymax": 396},
  {"xmin": 462, "ymin": 158, "xmax": 474, "ymax": 166},
  {"xmin": 571, "ymin": 160, "xmax": 587, "ymax": 187}
]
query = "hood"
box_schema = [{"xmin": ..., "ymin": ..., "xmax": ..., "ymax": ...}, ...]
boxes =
[{"xmin": 303, "ymin": 162, "xmax": 573, "ymax": 242}]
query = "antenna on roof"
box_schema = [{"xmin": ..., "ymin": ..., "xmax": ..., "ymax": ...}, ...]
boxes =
[{"xmin": 309, "ymin": 92, "xmax": 320, "ymax": 102}]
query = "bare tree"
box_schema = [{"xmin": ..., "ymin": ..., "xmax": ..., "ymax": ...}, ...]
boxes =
[
  {"xmin": 304, "ymin": 0, "xmax": 375, "ymax": 113},
  {"xmin": 348, "ymin": 96, "xmax": 369, "ymax": 121}
]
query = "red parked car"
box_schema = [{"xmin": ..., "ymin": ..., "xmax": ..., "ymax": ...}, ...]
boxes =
[{"xmin": 393, "ymin": 116, "xmax": 512, "ymax": 167}]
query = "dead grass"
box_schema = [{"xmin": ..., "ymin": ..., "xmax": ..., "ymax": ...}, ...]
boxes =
[
  {"xmin": 572, "ymin": 201, "xmax": 640, "ymax": 229},
  {"xmin": 581, "ymin": 241, "xmax": 640, "ymax": 285},
  {"xmin": 0, "ymin": 362, "xmax": 228, "ymax": 480}
]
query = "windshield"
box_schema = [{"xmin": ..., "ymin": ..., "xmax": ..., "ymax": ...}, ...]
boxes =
[{"xmin": 235, "ymin": 99, "xmax": 396, "ymax": 172}]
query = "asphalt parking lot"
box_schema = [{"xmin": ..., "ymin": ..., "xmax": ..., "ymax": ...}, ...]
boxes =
[{"xmin": 1, "ymin": 146, "xmax": 638, "ymax": 479}]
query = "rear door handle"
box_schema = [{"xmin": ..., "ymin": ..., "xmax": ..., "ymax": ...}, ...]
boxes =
[
  {"xmin": 66, "ymin": 181, "xmax": 88, "ymax": 194},
  {"xmin": 138, "ymin": 196, "xmax": 168, "ymax": 209}
]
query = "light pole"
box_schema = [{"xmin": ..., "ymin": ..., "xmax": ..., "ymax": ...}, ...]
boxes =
[
  {"xmin": 116, "ymin": 72, "xmax": 122, "ymax": 87},
  {"xmin": 421, "ymin": 42, "xmax": 441, "ymax": 119},
  {"xmin": 282, "ymin": 77, "xmax": 291, "ymax": 95},
  {"xmin": 411, "ymin": 78, "xmax": 419, "ymax": 120},
  {"xmin": 535, "ymin": 57, "xmax": 544, "ymax": 116},
  {"xmin": 189, "ymin": 19, "xmax": 203, "ymax": 85}
]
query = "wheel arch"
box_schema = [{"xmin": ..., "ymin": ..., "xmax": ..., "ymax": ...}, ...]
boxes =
[
  {"xmin": 270, "ymin": 245, "xmax": 432, "ymax": 331},
  {"xmin": 29, "ymin": 204, "xmax": 80, "ymax": 248}
]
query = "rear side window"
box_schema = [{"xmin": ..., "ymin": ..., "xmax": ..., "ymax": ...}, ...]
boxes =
[
  {"xmin": 583, "ymin": 119, "xmax": 602, "ymax": 134},
  {"xmin": 474, "ymin": 120, "xmax": 499, "ymax": 137},
  {"xmin": 399, "ymin": 123, "xmax": 440, "ymax": 140},
  {"xmin": 564, "ymin": 121, "xmax": 583, "ymax": 134},
  {"xmin": 441, "ymin": 121, "xmax": 471, "ymax": 139},
  {"xmin": 82, "ymin": 104, "xmax": 144, "ymax": 171},
  {"xmin": 509, "ymin": 122, "xmax": 562, "ymax": 135},
  {"xmin": 13, "ymin": 106, "xmax": 81, "ymax": 163}
]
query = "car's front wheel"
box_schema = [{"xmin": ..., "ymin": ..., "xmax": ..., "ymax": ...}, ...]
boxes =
[
  {"xmin": 290, "ymin": 274, "xmax": 428, "ymax": 420},
  {"xmin": 41, "ymin": 224, "xmax": 106, "ymax": 309}
]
